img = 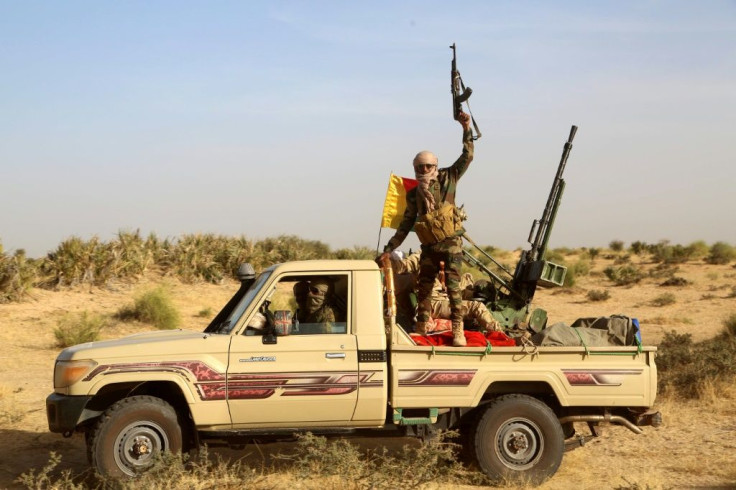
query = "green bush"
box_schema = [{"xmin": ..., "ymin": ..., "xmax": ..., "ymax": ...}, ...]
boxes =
[
  {"xmin": 586, "ymin": 289, "xmax": 610, "ymax": 302},
  {"xmin": 0, "ymin": 248, "xmax": 37, "ymax": 303},
  {"xmin": 659, "ymin": 276, "xmax": 690, "ymax": 287},
  {"xmin": 117, "ymin": 287, "xmax": 181, "ymax": 329},
  {"xmin": 604, "ymin": 265, "xmax": 644, "ymax": 286},
  {"xmin": 609, "ymin": 240, "xmax": 625, "ymax": 252},
  {"xmin": 706, "ymin": 242, "xmax": 736, "ymax": 265},
  {"xmin": 651, "ymin": 293, "xmax": 676, "ymax": 307},
  {"xmin": 54, "ymin": 311, "xmax": 107, "ymax": 347},
  {"xmin": 196, "ymin": 307, "xmax": 213, "ymax": 318},
  {"xmin": 629, "ymin": 241, "xmax": 648, "ymax": 255},
  {"xmin": 657, "ymin": 315, "xmax": 736, "ymax": 398}
]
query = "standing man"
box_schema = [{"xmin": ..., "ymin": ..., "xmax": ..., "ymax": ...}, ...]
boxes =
[{"xmin": 379, "ymin": 112, "xmax": 474, "ymax": 346}]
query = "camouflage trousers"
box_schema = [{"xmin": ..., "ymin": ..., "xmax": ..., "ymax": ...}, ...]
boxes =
[
  {"xmin": 416, "ymin": 249, "xmax": 464, "ymax": 326},
  {"xmin": 430, "ymin": 299, "xmax": 499, "ymax": 332}
]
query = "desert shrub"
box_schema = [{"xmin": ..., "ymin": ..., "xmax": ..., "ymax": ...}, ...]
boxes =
[
  {"xmin": 0, "ymin": 385, "xmax": 26, "ymax": 426},
  {"xmin": 609, "ymin": 240, "xmax": 625, "ymax": 252},
  {"xmin": 629, "ymin": 241, "xmax": 647, "ymax": 255},
  {"xmin": 54, "ymin": 311, "xmax": 107, "ymax": 347},
  {"xmin": 587, "ymin": 247, "xmax": 600, "ymax": 260},
  {"xmin": 649, "ymin": 263, "xmax": 679, "ymax": 279},
  {"xmin": 550, "ymin": 247, "xmax": 574, "ymax": 256},
  {"xmin": 659, "ymin": 276, "xmax": 690, "ymax": 287},
  {"xmin": 613, "ymin": 254, "xmax": 631, "ymax": 265},
  {"xmin": 281, "ymin": 431, "xmax": 479, "ymax": 488},
  {"xmin": 587, "ymin": 289, "xmax": 610, "ymax": 302},
  {"xmin": 0, "ymin": 248, "xmax": 37, "ymax": 302},
  {"xmin": 648, "ymin": 240, "xmax": 698, "ymax": 264},
  {"xmin": 117, "ymin": 287, "xmax": 181, "ymax": 329},
  {"xmin": 39, "ymin": 236, "xmax": 113, "ymax": 288},
  {"xmin": 657, "ymin": 315, "xmax": 736, "ymax": 398},
  {"xmin": 706, "ymin": 242, "xmax": 736, "ymax": 265},
  {"xmin": 651, "ymin": 293, "xmax": 676, "ymax": 307},
  {"xmin": 724, "ymin": 313, "xmax": 736, "ymax": 337},
  {"xmin": 687, "ymin": 240, "xmax": 710, "ymax": 259},
  {"xmin": 604, "ymin": 265, "xmax": 644, "ymax": 286},
  {"xmin": 333, "ymin": 246, "xmax": 376, "ymax": 260},
  {"xmin": 196, "ymin": 307, "xmax": 213, "ymax": 318}
]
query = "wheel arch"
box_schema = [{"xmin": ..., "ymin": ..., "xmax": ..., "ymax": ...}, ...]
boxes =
[{"xmin": 82, "ymin": 380, "xmax": 195, "ymax": 439}]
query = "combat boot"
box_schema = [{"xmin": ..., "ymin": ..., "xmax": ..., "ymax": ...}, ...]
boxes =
[{"xmin": 452, "ymin": 321, "xmax": 466, "ymax": 347}]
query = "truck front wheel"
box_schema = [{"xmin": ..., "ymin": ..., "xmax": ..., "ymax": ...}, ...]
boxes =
[
  {"xmin": 472, "ymin": 394, "xmax": 564, "ymax": 484},
  {"xmin": 89, "ymin": 395, "xmax": 183, "ymax": 478}
]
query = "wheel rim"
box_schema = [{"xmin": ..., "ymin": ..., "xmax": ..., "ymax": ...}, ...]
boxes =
[
  {"xmin": 113, "ymin": 420, "xmax": 170, "ymax": 476},
  {"xmin": 494, "ymin": 417, "xmax": 544, "ymax": 470}
]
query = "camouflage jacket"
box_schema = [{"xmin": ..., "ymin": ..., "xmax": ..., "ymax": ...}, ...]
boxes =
[
  {"xmin": 384, "ymin": 129, "xmax": 474, "ymax": 254},
  {"xmin": 303, "ymin": 305, "xmax": 336, "ymax": 334}
]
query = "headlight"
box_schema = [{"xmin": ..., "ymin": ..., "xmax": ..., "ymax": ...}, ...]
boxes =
[{"xmin": 54, "ymin": 360, "xmax": 98, "ymax": 389}]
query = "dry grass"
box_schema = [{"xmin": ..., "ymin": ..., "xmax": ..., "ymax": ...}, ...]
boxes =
[{"xmin": 2, "ymin": 244, "xmax": 736, "ymax": 489}]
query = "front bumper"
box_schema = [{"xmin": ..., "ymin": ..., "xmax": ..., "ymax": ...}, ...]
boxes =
[{"xmin": 46, "ymin": 393, "xmax": 93, "ymax": 433}]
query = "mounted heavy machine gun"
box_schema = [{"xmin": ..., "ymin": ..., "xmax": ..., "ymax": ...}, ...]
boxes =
[{"xmin": 462, "ymin": 125, "xmax": 578, "ymax": 332}]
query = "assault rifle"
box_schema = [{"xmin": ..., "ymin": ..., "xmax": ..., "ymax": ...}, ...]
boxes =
[{"xmin": 450, "ymin": 43, "xmax": 481, "ymax": 140}]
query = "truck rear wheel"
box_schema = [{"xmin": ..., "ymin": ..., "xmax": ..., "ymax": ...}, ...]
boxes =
[
  {"xmin": 472, "ymin": 394, "xmax": 564, "ymax": 484},
  {"xmin": 89, "ymin": 395, "xmax": 182, "ymax": 478}
]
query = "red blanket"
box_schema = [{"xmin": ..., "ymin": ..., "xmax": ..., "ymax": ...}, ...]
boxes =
[{"xmin": 411, "ymin": 330, "xmax": 516, "ymax": 347}]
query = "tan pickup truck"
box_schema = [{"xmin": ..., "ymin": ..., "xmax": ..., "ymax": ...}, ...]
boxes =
[{"xmin": 46, "ymin": 259, "xmax": 660, "ymax": 483}]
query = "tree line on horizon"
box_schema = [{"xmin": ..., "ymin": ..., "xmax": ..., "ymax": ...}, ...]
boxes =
[{"xmin": 1, "ymin": 231, "xmax": 735, "ymax": 303}]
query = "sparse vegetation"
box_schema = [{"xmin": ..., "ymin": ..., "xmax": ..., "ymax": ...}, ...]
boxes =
[
  {"xmin": 706, "ymin": 242, "xmax": 736, "ymax": 265},
  {"xmin": 629, "ymin": 241, "xmax": 647, "ymax": 255},
  {"xmin": 0, "ymin": 385, "xmax": 25, "ymax": 426},
  {"xmin": 196, "ymin": 307, "xmax": 213, "ymax": 318},
  {"xmin": 609, "ymin": 240, "xmax": 625, "ymax": 252},
  {"xmin": 54, "ymin": 311, "xmax": 108, "ymax": 347},
  {"xmin": 604, "ymin": 265, "xmax": 644, "ymax": 286},
  {"xmin": 659, "ymin": 276, "xmax": 690, "ymax": 287},
  {"xmin": 1, "ymin": 233, "xmax": 386, "ymax": 300},
  {"xmin": 116, "ymin": 286, "xmax": 181, "ymax": 329},
  {"xmin": 651, "ymin": 293, "xmax": 676, "ymax": 307},
  {"xmin": 657, "ymin": 314, "xmax": 736, "ymax": 398},
  {"xmin": 0, "ymin": 247, "xmax": 36, "ymax": 303},
  {"xmin": 586, "ymin": 289, "xmax": 610, "ymax": 302}
]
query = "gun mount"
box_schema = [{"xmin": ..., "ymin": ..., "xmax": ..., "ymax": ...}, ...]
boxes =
[{"xmin": 463, "ymin": 125, "xmax": 578, "ymax": 332}]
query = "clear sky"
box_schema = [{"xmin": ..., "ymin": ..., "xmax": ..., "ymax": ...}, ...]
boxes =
[{"xmin": 1, "ymin": 1, "xmax": 734, "ymax": 257}]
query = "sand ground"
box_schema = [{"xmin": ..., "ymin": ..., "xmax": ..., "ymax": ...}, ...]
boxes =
[{"xmin": 1, "ymin": 253, "xmax": 735, "ymax": 488}]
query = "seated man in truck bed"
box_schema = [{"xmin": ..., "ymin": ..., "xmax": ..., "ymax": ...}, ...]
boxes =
[{"xmin": 391, "ymin": 252, "xmax": 500, "ymax": 334}]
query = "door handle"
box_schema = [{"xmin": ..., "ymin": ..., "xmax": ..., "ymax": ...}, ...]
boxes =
[{"xmin": 325, "ymin": 352, "xmax": 346, "ymax": 359}]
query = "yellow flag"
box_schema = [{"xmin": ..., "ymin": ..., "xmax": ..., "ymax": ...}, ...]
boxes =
[{"xmin": 381, "ymin": 173, "xmax": 417, "ymax": 229}]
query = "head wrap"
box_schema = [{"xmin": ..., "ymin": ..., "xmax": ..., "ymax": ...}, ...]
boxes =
[{"xmin": 413, "ymin": 151, "xmax": 438, "ymax": 213}]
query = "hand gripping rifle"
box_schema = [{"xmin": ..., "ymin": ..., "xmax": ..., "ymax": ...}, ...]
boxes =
[{"xmin": 450, "ymin": 43, "xmax": 481, "ymax": 140}]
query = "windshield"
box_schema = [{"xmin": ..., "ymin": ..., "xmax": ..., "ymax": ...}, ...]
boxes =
[{"xmin": 214, "ymin": 271, "xmax": 272, "ymax": 335}]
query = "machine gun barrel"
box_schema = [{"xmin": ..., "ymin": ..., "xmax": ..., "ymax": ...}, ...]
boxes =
[
  {"xmin": 529, "ymin": 125, "xmax": 577, "ymax": 262},
  {"xmin": 461, "ymin": 250, "xmax": 524, "ymax": 301}
]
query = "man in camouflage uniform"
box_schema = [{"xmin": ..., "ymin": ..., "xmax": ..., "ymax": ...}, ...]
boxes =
[
  {"xmin": 379, "ymin": 112, "xmax": 474, "ymax": 346},
  {"xmin": 391, "ymin": 252, "xmax": 501, "ymax": 333},
  {"xmin": 294, "ymin": 278, "xmax": 336, "ymax": 334}
]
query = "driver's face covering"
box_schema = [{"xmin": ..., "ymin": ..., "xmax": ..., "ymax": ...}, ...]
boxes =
[{"xmin": 307, "ymin": 283, "xmax": 328, "ymax": 313}]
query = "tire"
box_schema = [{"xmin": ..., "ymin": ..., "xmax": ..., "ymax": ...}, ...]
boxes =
[
  {"xmin": 89, "ymin": 395, "xmax": 183, "ymax": 478},
  {"xmin": 472, "ymin": 394, "xmax": 564, "ymax": 485}
]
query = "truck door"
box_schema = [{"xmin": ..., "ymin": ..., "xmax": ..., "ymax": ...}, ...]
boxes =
[{"xmin": 226, "ymin": 272, "xmax": 359, "ymax": 427}]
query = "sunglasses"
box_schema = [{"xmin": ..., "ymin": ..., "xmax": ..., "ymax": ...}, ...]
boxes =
[
  {"xmin": 415, "ymin": 164, "xmax": 436, "ymax": 171},
  {"xmin": 309, "ymin": 286, "xmax": 326, "ymax": 296}
]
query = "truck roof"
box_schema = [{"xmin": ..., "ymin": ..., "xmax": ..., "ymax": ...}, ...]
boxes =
[{"xmin": 264, "ymin": 259, "xmax": 380, "ymax": 274}]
